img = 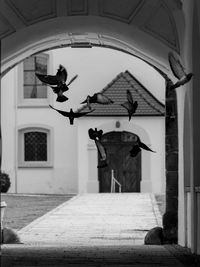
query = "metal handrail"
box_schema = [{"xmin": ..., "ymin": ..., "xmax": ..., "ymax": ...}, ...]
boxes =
[{"xmin": 111, "ymin": 169, "xmax": 122, "ymax": 193}]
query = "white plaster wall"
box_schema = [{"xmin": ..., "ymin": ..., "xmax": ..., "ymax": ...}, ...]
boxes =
[
  {"xmin": 16, "ymin": 108, "xmax": 78, "ymax": 194},
  {"xmin": 77, "ymin": 116, "xmax": 165, "ymax": 194},
  {"xmin": 1, "ymin": 68, "xmax": 17, "ymax": 193},
  {"xmin": 1, "ymin": 64, "xmax": 78, "ymax": 194}
]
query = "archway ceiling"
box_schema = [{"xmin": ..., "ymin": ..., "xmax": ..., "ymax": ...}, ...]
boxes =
[{"xmin": 0, "ymin": 0, "xmax": 183, "ymax": 74}]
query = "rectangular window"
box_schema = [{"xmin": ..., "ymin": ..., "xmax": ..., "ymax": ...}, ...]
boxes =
[
  {"xmin": 18, "ymin": 127, "xmax": 53, "ymax": 168},
  {"xmin": 23, "ymin": 55, "xmax": 48, "ymax": 99},
  {"xmin": 24, "ymin": 132, "xmax": 47, "ymax": 161}
]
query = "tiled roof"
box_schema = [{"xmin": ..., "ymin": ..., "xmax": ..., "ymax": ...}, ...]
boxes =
[{"xmin": 78, "ymin": 70, "xmax": 165, "ymax": 116}]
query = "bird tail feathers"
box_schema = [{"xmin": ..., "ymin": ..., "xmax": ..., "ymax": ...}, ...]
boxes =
[{"xmin": 56, "ymin": 95, "xmax": 68, "ymax": 102}]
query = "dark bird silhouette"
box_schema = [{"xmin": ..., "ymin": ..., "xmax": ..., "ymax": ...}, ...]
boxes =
[
  {"xmin": 95, "ymin": 139, "xmax": 108, "ymax": 168},
  {"xmin": 36, "ymin": 65, "xmax": 78, "ymax": 102},
  {"xmin": 88, "ymin": 128, "xmax": 107, "ymax": 168},
  {"xmin": 49, "ymin": 105, "xmax": 94, "ymax": 125},
  {"xmin": 88, "ymin": 128, "xmax": 103, "ymax": 141},
  {"xmin": 50, "ymin": 86, "xmax": 69, "ymax": 102},
  {"xmin": 168, "ymin": 51, "xmax": 193, "ymax": 90},
  {"xmin": 121, "ymin": 89, "xmax": 138, "ymax": 121},
  {"xmin": 130, "ymin": 136, "xmax": 155, "ymax": 157},
  {"xmin": 81, "ymin": 93, "xmax": 114, "ymax": 110},
  {"xmin": 130, "ymin": 144, "xmax": 141, "ymax": 157}
]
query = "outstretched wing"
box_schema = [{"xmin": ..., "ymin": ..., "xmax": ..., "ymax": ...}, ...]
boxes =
[
  {"xmin": 74, "ymin": 109, "xmax": 95, "ymax": 118},
  {"xmin": 139, "ymin": 141, "xmax": 155, "ymax": 153},
  {"xmin": 67, "ymin": 74, "xmax": 78, "ymax": 86},
  {"xmin": 121, "ymin": 102, "xmax": 131, "ymax": 111},
  {"xmin": 95, "ymin": 139, "xmax": 107, "ymax": 161},
  {"xmin": 49, "ymin": 105, "xmax": 70, "ymax": 117},
  {"xmin": 96, "ymin": 93, "xmax": 114, "ymax": 104},
  {"xmin": 168, "ymin": 52, "xmax": 186, "ymax": 80},
  {"xmin": 36, "ymin": 73, "xmax": 58, "ymax": 85},
  {"xmin": 127, "ymin": 89, "xmax": 133, "ymax": 104}
]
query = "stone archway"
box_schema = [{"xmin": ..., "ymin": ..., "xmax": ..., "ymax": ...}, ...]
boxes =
[{"xmin": 0, "ymin": 0, "xmax": 189, "ymax": 247}]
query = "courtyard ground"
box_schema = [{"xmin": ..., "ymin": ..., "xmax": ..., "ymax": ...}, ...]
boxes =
[
  {"xmin": 1, "ymin": 193, "xmax": 200, "ymax": 266},
  {"xmin": 1, "ymin": 193, "xmax": 75, "ymax": 230}
]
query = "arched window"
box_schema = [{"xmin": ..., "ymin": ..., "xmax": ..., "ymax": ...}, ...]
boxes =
[{"xmin": 18, "ymin": 126, "xmax": 53, "ymax": 167}]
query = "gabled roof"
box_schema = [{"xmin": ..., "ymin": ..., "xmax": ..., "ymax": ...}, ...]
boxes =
[{"xmin": 78, "ymin": 70, "xmax": 165, "ymax": 116}]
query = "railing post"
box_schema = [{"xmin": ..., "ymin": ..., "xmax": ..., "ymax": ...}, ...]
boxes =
[
  {"xmin": 111, "ymin": 169, "xmax": 114, "ymax": 193},
  {"xmin": 111, "ymin": 169, "xmax": 122, "ymax": 193}
]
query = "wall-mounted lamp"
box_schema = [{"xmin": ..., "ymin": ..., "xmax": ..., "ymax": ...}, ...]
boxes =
[{"xmin": 115, "ymin": 121, "xmax": 120, "ymax": 128}]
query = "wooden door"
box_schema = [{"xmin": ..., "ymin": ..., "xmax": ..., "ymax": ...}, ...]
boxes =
[{"xmin": 98, "ymin": 131, "xmax": 141, "ymax": 193}]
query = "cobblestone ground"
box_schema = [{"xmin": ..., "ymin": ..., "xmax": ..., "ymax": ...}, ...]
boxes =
[
  {"xmin": 1, "ymin": 194, "xmax": 200, "ymax": 266},
  {"xmin": 2, "ymin": 244, "xmax": 197, "ymax": 267}
]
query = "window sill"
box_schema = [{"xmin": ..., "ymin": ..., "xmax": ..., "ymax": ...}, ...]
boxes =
[
  {"xmin": 18, "ymin": 103, "xmax": 50, "ymax": 108},
  {"xmin": 18, "ymin": 164, "xmax": 53, "ymax": 168}
]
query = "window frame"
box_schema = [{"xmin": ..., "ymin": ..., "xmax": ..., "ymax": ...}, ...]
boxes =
[
  {"xmin": 18, "ymin": 125, "xmax": 53, "ymax": 168},
  {"xmin": 18, "ymin": 53, "xmax": 51, "ymax": 108}
]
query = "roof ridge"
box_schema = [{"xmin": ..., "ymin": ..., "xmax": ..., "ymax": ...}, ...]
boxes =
[{"xmin": 100, "ymin": 72, "xmax": 125, "ymax": 94}]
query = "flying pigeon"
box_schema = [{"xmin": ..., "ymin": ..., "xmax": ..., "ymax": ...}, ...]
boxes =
[
  {"xmin": 168, "ymin": 51, "xmax": 193, "ymax": 90},
  {"xmin": 49, "ymin": 105, "xmax": 94, "ymax": 125},
  {"xmin": 81, "ymin": 93, "xmax": 114, "ymax": 110},
  {"xmin": 130, "ymin": 136, "xmax": 155, "ymax": 157},
  {"xmin": 36, "ymin": 64, "xmax": 78, "ymax": 102},
  {"xmin": 88, "ymin": 128, "xmax": 107, "ymax": 168},
  {"xmin": 88, "ymin": 128, "xmax": 103, "ymax": 141},
  {"xmin": 95, "ymin": 139, "xmax": 108, "ymax": 168},
  {"xmin": 121, "ymin": 89, "xmax": 138, "ymax": 121}
]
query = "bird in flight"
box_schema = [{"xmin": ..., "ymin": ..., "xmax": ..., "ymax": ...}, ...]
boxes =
[
  {"xmin": 36, "ymin": 65, "xmax": 78, "ymax": 102},
  {"xmin": 88, "ymin": 128, "xmax": 108, "ymax": 168},
  {"xmin": 88, "ymin": 128, "xmax": 103, "ymax": 141},
  {"xmin": 168, "ymin": 51, "xmax": 193, "ymax": 90},
  {"xmin": 81, "ymin": 93, "xmax": 114, "ymax": 110},
  {"xmin": 49, "ymin": 105, "xmax": 94, "ymax": 125},
  {"xmin": 95, "ymin": 139, "xmax": 108, "ymax": 168},
  {"xmin": 121, "ymin": 89, "xmax": 138, "ymax": 121},
  {"xmin": 130, "ymin": 136, "xmax": 155, "ymax": 157}
]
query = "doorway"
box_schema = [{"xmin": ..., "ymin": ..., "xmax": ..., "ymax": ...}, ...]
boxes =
[{"xmin": 98, "ymin": 131, "xmax": 141, "ymax": 193}]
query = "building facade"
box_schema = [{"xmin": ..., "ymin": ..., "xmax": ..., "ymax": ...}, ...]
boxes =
[{"xmin": 1, "ymin": 53, "xmax": 165, "ymax": 195}]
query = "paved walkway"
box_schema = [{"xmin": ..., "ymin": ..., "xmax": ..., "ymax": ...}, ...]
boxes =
[
  {"xmin": 2, "ymin": 193, "xmax": 199, "ymax": 266},
  {"xmin": 17, "ymin": 193, "xmax": 162, "ymax": 246}
]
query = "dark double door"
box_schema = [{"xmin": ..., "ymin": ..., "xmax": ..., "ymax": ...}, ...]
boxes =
[{"xmin": 98, "ymin": 131, "xmax": 141, "ymax": 193}]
